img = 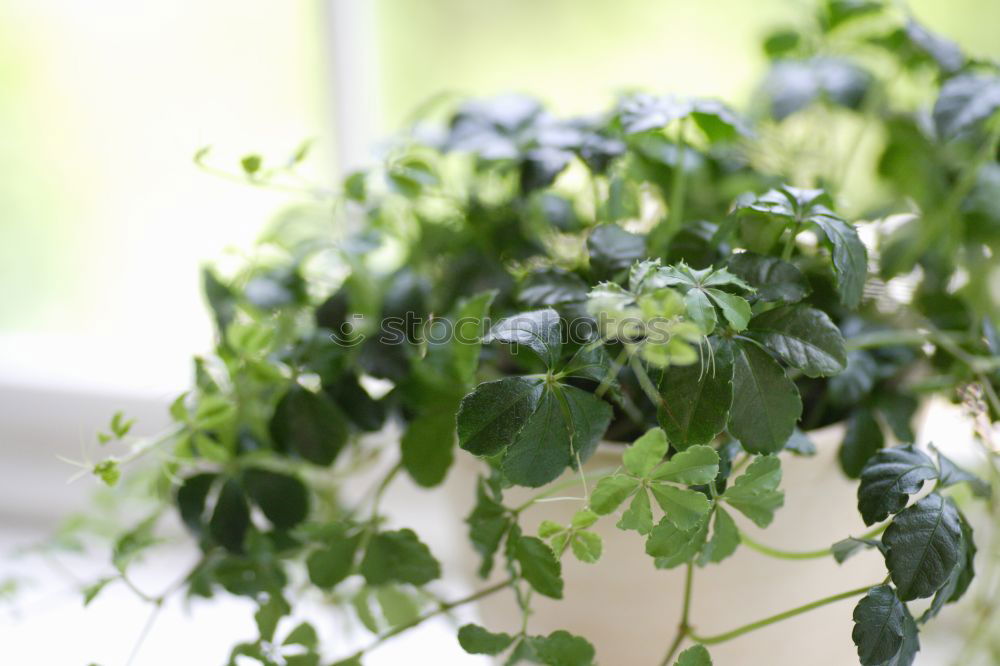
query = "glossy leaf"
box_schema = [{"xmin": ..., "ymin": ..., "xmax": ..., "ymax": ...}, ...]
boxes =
[
  {"xmin": 457, "ymin": 377, "xmax": 544, "ymax": 457},
  {"xmin": 484, "ymin": 308, "xmax": 563, "ymax": 367},
  {"xmin": 242, "ymin": 468, "xmax": 309, "ymax": 530},
  {"xmin": 728, "ymin": 340, "xmax": 802, "ymax": 454},
  {"xmin": 857, "ymin": 446, "xmax": 938, "ymax": 526},
  {"xmin": 657, "ymin": 342, "xmax": 734, "ymax": 449},
  {"xmin": 883, "ymin": 493, "xmax": 962, "ymax": 601},
  {"xmin": 746, "ymin": 305, "xmax": 847, "ymax": 377},
  {"xmin": 852, "ymin": 585, "xmax": 917, "ymax": 665}
]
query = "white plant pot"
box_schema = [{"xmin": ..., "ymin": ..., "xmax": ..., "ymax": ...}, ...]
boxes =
[{"xmin": 467, "ymin": 426, "xmax": 887, "ymax": 666}]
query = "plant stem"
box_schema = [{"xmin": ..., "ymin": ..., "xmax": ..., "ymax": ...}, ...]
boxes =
[
  {"xmin": 348, "ymin": 578, "xmax": 513, "ymax": 659},
  {"xmin": 513, "ymin": 466, "xmax": 619, "ymax": 513},
  {"xmin": 629, "ymin": 354, "xmax": 665, "ymax": 408},
  {"xmin": 739, "ymin": 523, "xmax": 887, "ymax": 560},
  {"xmin": 596, "ymin": 347, "xmax": 629, "ymax": 400},
  {"xmin": 688, "ymin": 583, "xmax": 877, "ymax": 645},
  {"xmin": 780, "ymin": 222, "xmax": 799, "ymax": 261},
  {"xmin": 659, "ymin": 562, "xmax": 695, "ymax": 666}
]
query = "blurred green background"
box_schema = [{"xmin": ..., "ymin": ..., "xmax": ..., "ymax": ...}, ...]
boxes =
[{"xmin": 2, "ymin": 0, "xmax": 998, "ymax": 371}]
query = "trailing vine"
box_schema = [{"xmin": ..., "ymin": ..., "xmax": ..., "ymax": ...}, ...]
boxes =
[{"xmin": 39, "ymin": 1, "xmax": 1000, "ymax": 665}]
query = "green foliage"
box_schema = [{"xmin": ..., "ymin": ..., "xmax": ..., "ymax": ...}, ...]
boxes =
[{"xmin": 74, "ymin": 2, "xmax": 1000, "ymax": 664}]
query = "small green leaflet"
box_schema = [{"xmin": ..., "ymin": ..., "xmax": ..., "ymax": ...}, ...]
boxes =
[
  {"xmin": 698, "ymin": 506, "xmax": 740, "ymax": 565},
  {"xmin": 721, "ymin": 456, "xmax": 784, "ymax": 528},
  {"xmin": 515, "ymin": 535, "xmax": 564, "ymax": 599},
  {"xmin": 623, "ymin": 427, "xmax": 669, "ymax": 476},
  {"xmin": 675, "ymin": 644, "xmax": 713, "ymax": 666},
  {"xmin": 726, "ymin": 252, "xmax": 808, "ymax": 303},
  {"xmin": 590, "ymin": 475, "xmax": 641, "ymax": 515},
  {"xmin": 646, "ymin": 515, "xmax": 710, "ymax": 569},
  {"xmin": 360, "ymin": 529, "xmax": 441, "ymax": 587},
  {"xmin": 529, "ymin": 630, "xmax": 596, "ymax": 666},
  {"xmin": 466, "ymin": 476, "xmax": 511, "ymax": 578},
  {"xmin": 269, "ymin": 386, "xmax": 349, "ymax": 467},
  {"xmin": 458, "ymin": 623, "xmax": 515, "ymax": 656},
  {"xmin": 883, "ymin": 493, "xmax": 962, "ymax": 601},
  {"xmin": 652, "ymin": 445, "xmax": 720, "ymax": 485}
]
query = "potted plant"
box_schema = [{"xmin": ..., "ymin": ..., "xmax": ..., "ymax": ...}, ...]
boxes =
[{"xmin": 65, "ymin": 1, "xmax": 1000, "ymax": 664}]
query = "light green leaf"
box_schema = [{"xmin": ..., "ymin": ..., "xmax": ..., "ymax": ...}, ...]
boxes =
[
  {"xmin": 651, "ymin": 445, "xmax": 720, "ymax": 485},
  {"xmin": 684, "ymin": 289, "xmax": 717, "ymax": 335},
  {"xmin": 645, "ymin": 516, "xmax": 710, "ymax": 569},
  {"xmin": 722, "ymin": 456, "xmax": 784, "ymax": 527},
  {"xmin": 675, "ymin": 644, "xmax": 713, "ymax": 666},
  {"xmin": 529, "ymin": 629, "xmax": 596, "ymax": 666},
  {"xmin": 705, "ymin": 288, "xmax": 751, "ymax": 331},
  {"xmin": 571, "ymin": 531, "xmax": 603, "ymax": 564},
  {"xmin": 590, "ymin": 475, "xmax": 640, "ymax": 515},
  {"xmin": 623, "ymin": 427, "xmax": 669, "ymax": 477},
  {"xmin": 650, "ymin": 485, "xmax": 712, "ymax": 530},
  {"xmin": 618, "ymin": 487, "xmax": 654, "ymax": 534},
  {"xmin": 698, "ymin": 506, "xmax": 740, "ymax": 565}
]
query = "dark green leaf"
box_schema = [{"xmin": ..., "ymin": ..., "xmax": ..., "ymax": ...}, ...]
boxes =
[
  {"xmin": 306, "ymin": 526, "xmax": 360, "ymax": 589},
  {"xmin": 875, "ymin": 392, "xmax": 918, "ymax": 443},
  {"xmin": 762, "ymin": 57, "xmax": 872, "ymax": 120},
  {"xmin": 466, "ymin": 476, "xmax": 511, "ymax": 578},
  {"xmin": 515, "ymin": 536, "xmax": 563, "ymax": 599},
  {"xmin": 360, "ymin": 529, "xmax": 441, "ymax": 587},
  {"xmin": 587, "ymin": 224, "xmax": 646, "ymax": 277},
  {"xmin": 657, "ymin": 342, "xmax": 734, "ymax": 449},
  {"xmin": 839, "ymin": 407, "xmax": 885, "ymax": 479},
  {"xmin": 883, "ymin": 493, "xmax": 962, "ymax": 601},
  {"xmin": 934, "ymin": 447, "xmax": 989, "ymax": 496},
  {"xmin": 401, "ymin": 408, "xmax": 458, "ymax": 488},
  {"xmin": 270, "ymin": 386, "xmax": 349, "ymax": 466},
  {"xmin": 176, "ymin": 473, "xmax": 218, "ymax": 535},
  {"xmin": 485, "ymin": 309, "xmax": 563, "ymax": 368},
  {"xmin": 242, "ymin": 468, "xmax": 309, "ymax": 530},
  {"xmin": 746, "ymin": 305, "xmax": 847, "ymax": 377},
  {"xmin": 210, "ymin": 479, "xmax": 250, "ymax": 553},
  {"xmin": 705, "ymin": 289, "xmax": 751, "ymax": 331},
  {"xmin": 457, "ymin": 377, "xmax": 544, "ymax": 457},
  {"xmin": 920, "ymin": 506, "xmax": 976, "ymax": 623},
  {"xmin": 502, "ymin": 385, "xmax": 611, "ymax": 487},
  {"xmin": 851, "ymin": 585, "xmax": 914, "ymax": 665},
  {"xmin": 857, "ymin": 445, "xmax": 937, "ymax": 526},
  {"xmin": 933, "ymin": 74, "xmax": 1000, "ymax": 139},
  {"xmin": 832, "ymin": 537, "xmax": 884, "ymax": 564},
  {"xmin": 458, "ymin": 623, "xmax": 515, "ymax": 656},
  {"xmin": 728, "ymin": 340, "xmax": 802, "ymax": 454},
  {"xmin": 811, "ymin": 214, "xmax": 867, "ymax": 308},
  {"xmin": 726, "ymin": 252, "xmax": 808, "ymax": 303},
  {"xmin": 519, "ymin": 269, "xmax": 589, "ymax": 307}
]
